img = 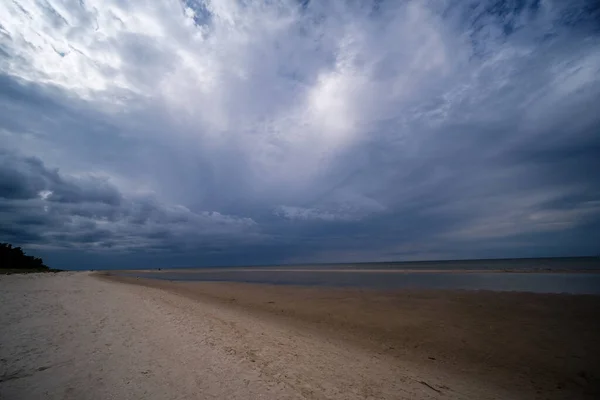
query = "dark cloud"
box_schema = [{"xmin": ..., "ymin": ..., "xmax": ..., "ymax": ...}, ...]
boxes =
[
  {"xmin": 0, "ymin": 149, "xmax": 121, "ymax": 205},
  {"xmin": 0, "ymin": 0, "xmax": 599, "ymax": 268},
  {"xmin": 0, "ymin": 150, "xmax": 258, "ymax": 257}
]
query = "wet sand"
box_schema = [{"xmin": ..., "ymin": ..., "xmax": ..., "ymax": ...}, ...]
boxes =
[
  {"xmin": 2, "ymin": 272, "xmax": 599, "ymax": 399},
  {"xmin": 112, "ymin": 275, "xmax": 600, "ymax": 398}
]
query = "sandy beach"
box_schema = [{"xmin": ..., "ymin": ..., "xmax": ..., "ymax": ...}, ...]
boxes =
[{"xmin": 1, "ymin": 272, "xmax": 599, "ymax": 400}]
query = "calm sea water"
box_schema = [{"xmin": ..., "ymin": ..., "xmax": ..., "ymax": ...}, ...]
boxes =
[{"xmin": 116, "ymin": 257, "xmax": 600, "ymax": 294}]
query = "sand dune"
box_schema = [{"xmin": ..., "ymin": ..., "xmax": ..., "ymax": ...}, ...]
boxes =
[{"xmin": 1, "ymin": 272, "xmax": 598, "ymax": 399}]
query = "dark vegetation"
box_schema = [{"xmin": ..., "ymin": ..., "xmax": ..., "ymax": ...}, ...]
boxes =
[{"xmin": 0, "ymin": 243, "xmax": 62, "ymax": 274}]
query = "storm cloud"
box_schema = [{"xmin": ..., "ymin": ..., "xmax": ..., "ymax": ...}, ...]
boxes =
[{"xmin": 1, "ymin": 0, "xmax": 599, "ymax": 268}]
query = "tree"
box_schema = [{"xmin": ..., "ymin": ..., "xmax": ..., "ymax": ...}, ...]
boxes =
[{"xmin": 0, "ymin": 243, "xmax": 53, "ymax": 271}]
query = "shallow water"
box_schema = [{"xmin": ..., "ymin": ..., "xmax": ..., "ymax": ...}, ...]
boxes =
[
  {"xmin": 119, "ymin": 263, "xmax": 600, "ymax": 295},
  {"xmin": 230, "ymin": 257, "xmax": 600, "ymax": 272}
]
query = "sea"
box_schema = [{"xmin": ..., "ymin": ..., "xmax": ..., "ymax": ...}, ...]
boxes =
[{"xmin": 115, "ymin": 257, "xmax": 600, "ymax": 295}]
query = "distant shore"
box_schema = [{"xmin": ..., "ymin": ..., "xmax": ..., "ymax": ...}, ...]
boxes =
[
  {"xmin": 124, "ymin": 256, "xmax": 600, "ymax": 274},
  {"xmin": 1, "ymin": 272, "xmax": 599, "ymax": 400},
  {"xmin": 128, "ymin": 267, "xmax": 600, "ymax": 274}
]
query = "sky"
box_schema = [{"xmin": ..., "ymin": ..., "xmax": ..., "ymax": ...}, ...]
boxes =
[{"xmin": 0, "ymin": 0, "xmax": 599, "ymax": 269}]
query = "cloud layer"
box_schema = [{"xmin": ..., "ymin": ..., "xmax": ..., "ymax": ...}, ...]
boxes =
[{"xmin": 1, "ymin": 0, "xmax": 599, "ymax": 268}]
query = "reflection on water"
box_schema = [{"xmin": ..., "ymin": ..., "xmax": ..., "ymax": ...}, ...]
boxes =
[
  {"xmin": 118, "ymin": 269, "xmax": 600, "ymax": 295},
  {"xmin": 216, "ymin": 257, "xmax": 600, "ymax": 272}
]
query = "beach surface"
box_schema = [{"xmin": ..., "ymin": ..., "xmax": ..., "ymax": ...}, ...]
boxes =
[{"xmin": 1, "ymin": 272, "xmax": 599, "ymax": 400}]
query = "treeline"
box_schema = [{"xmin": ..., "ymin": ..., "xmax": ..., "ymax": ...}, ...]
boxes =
[{"xmin": 0, "ymin": 243, "xmax": 61, "ymax": 272}]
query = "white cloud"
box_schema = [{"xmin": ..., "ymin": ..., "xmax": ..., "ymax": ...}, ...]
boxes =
[
  {"xmin": 0, "ymin": 0, "xmax": 465, "ymax": 183},
  {"xmin": 275, "ymin": 206, "xmax": 340, "ymax": 222}
]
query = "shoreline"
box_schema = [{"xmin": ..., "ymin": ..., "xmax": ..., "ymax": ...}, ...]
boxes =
[
  {"xmin": 122, "ymin": 268, "xmax": 600, "ymax": 274},
  {"xmin": 103, "ymin": 273, "xmax": 600, "ymax": 399},
  {"xmin": 108, "ymin": 269, "xmax": 600, "ymax": 295},
  {"xmin": 2, "ymin": 272, "xmax": 599, "ymax": 399}
]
